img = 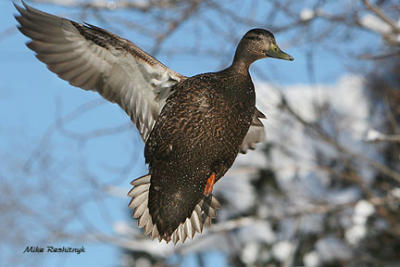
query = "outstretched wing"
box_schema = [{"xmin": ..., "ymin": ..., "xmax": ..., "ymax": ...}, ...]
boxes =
[
  {"xmin": 240, "ymin": 108, "xmax": 266, "ymax": 153},
  {"xmin": 14, "ymin": 1, "xmax": 185, "ymax": 141}
]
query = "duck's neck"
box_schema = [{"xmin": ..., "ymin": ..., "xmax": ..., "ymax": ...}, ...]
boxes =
[
  {"xmin": 229, "ymin": 60, "xmax": 250, "ymax": 75},
  {"xmin": 229, "ymin": 49, "xmax": 254, "ymax": 75}
]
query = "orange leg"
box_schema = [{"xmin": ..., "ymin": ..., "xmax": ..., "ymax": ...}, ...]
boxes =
[{"xmin": 204, "ymin": 172, "xmax": 216, "ymax": 196}]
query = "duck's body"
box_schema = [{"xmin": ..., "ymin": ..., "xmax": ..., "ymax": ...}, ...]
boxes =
[
  {"xmin": 15, "ymin": 1, "xmax": 293, "ymax": 244},
  {"xmin": 146, "ymin": 69, "xmax": 255, "ymax": 238}
]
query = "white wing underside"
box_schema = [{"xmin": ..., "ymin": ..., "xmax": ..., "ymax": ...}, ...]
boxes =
[
  {"xmin": 15, "ymin": 1, "xmax": 184, "ymax": 141},
  {"xmin": 240, "ymin": 108, "xmax": 266, "ymax": 153}
]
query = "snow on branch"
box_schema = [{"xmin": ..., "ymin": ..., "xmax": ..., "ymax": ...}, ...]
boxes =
[{"xmin": 365, "ymin": 129, "xmax": 400, "ymax": 143}]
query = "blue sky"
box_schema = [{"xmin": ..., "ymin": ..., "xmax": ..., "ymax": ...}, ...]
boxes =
[{"xmin": 0, "ymin": 0, "xmax": 377, "ymax": 266}]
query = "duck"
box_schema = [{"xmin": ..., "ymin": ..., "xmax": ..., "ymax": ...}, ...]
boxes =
[{"xmin": 14, "ymin": 1, "xmax": 293, "ymax": 244}]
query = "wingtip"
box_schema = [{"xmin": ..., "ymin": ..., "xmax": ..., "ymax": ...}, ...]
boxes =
[
  {"xmin": 13, "ymin": 2, "xmax": 21, "ymax": 11},
  {"xmin": 22, "ymin": 0, "xmax": 34, "ymax": 10},
  {"xmin": 13, "ymin": 1, "xmax": 24, "ymax": 19}
]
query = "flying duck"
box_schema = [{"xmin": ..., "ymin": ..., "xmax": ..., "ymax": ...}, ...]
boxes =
[{"xmin": 14, "ymin": 1, "xmax": 293, "ymax": 244}]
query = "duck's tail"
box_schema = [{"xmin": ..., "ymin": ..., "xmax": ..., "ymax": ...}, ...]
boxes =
[{"xmin": 128, "ymin": 174, "xmax": 221, "ymax": 244}]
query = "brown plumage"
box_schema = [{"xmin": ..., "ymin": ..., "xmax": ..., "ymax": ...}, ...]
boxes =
[
  {"xmin": 145, "ymin": 69, "xmax": 255, "ymax": 239},
  {"xmin": 14, "ymin": 1, "xmax": 293, "ymax": 244}
]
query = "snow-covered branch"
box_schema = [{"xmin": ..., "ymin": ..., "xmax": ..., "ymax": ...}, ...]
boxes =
[{"xmin": 365, "ymin": 129, "xmax": 400, "ymax": 143}]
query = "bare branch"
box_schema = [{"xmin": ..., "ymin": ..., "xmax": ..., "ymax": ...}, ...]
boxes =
[
  {"xmin": 277, "ymin": 93, "xmax": 400, "ymax": 184},
  {"xmin": 31, "ymin": 0, "xmax": 185, "ymax": 11},
  {"xmin": 362, "ymin": 0, "xmax": 400, "ymax": 34}
]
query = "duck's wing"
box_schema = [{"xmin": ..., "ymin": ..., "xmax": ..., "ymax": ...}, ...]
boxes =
[
  {"xmin": 14, "ymin": 1, "xmax": 185, "ymax": 141},
  {"xmin": 240, "ymin": 108, "xmax": 266, "ymax": 153}
]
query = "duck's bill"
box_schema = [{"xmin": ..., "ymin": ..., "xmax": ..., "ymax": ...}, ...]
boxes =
[{"xmin": 266, "ymin": 45, "xmax": 294, "ymax": 61}]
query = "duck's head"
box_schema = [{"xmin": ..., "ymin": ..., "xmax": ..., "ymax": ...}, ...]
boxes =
[{"xmin": 233, "ymin": 29, "xmax": 293, "ymax": 70}]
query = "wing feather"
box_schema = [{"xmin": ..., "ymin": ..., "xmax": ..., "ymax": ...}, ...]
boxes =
[
  {"xmin": 15, "ymin": 1, "xmax": 186, "ymax": 141},
  {"xmin": 240, "ymin": 108, "xmax": 266, "ymax": 153}
]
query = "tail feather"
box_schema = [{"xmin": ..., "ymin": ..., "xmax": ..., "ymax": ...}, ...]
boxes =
[{"xmin": 128, "ymin": 174, "xmax": 221, "ymax": 244}]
